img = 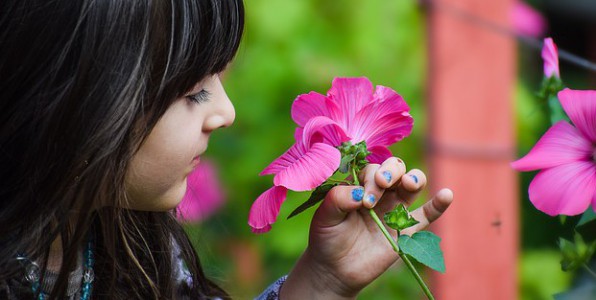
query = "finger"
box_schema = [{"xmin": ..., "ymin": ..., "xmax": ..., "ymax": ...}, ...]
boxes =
[
  {"xmin": 360, "ymin": 164, "xmax": 383, "ymax": 209},
  {"xmin": 374, "ymin": 157, "xmax": 407, "ymax": 189},
  {"xmin": 313, "ymin": 185, "xmax": 366, "ymax": 228},
  {"xmin": 397, "ymin": 169, "xmax": 427, "ymax": 206},
  {"xmin": 401, "ymin": 188, "xmax": 453, "ymax": 236},
  {"xmin": 374, "ymin": 168, "xmax": 424, "ymax": 214}
]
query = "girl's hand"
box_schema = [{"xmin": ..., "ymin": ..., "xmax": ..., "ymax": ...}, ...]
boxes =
[{"xmin": 280, "ymin": 157, "xmax": 454, "ymax": 299}]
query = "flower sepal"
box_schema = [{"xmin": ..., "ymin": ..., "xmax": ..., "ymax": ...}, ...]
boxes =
[
  {"xmin": 338, "ymin": 141, "xmax": 371, "ymax": 174},
  {"xmin": 538, "ymin": 76, "xmax": 568, "ymax": 125},
  {"xmin": 384, "ymin": 204, "xmax": 419, "ymax": 232},
  {"xmin": 288, "ymin": 141, "xmax": 372, "ymax": 219}
]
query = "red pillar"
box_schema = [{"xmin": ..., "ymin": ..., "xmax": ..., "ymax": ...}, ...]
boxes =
[{"xmin": 427, "ymin": 0, "xmax": 518, "ymax": 299}]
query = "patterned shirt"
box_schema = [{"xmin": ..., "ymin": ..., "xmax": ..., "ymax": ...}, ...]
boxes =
[{"xmin": 0, "ymin": 243, "xmax": 286, "ymax": 299}]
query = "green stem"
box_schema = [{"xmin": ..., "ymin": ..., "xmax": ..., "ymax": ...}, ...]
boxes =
[
  {"xmin": 583, "ymin": 264, "xmax": 596, "ymax": 281},
  {"xmin": 351, "ymin": 165, "xmax": 360, "ymax": 186},
  {"xmin": 367, "ymin": 209, "xmax": 435, "ymax": 300}
]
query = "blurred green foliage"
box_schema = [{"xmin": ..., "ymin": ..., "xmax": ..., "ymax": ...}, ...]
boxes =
[
  {"xmin": 520, "ymin": 250, "xmax": 572, "ymax": 300},
  {"xmin": 193, "ymin": 0, "xmax": 428, "ymax": 297},
  {"xmin": 183, "ymin": 0, "xmax": 590, "ymax": 298}
]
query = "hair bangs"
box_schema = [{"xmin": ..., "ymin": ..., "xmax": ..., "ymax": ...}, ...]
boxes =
[{"xmin": 153, "ymin": 0, "xmax": 244, "ymax": 101}]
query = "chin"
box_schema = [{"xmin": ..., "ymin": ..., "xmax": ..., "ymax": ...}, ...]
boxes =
[
  {"xmin": 159, "ymin": 180, "xmax": 187, "ymax": 211},
  {"xmin": 126, "ymin": 180, "xmax": 187, "ymax": 212}
]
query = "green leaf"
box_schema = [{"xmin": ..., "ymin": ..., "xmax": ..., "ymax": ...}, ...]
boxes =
[
  {"xmin": 287, "ymin": 183, "xmax": 338, "ymax": 219},
  {"xmin": 577, "ymin": 207, "xmax": 596, "ymax": 228},
  {"xmin": 384, "ymin": 204, "xmax": 419, "ymax": 231},
  {"xmin": 398, "ymin": 231, "xmax": 445, "ymax": 273}
]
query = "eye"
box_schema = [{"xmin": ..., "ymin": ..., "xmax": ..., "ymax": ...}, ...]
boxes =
[{"xmin": 186, "ymin": 89, "xmax": 211, "ymax": 104}]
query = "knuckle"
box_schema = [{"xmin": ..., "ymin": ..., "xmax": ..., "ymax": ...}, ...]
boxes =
[{"xmin": 326, "ymin": 186, "xmax": 342, "ymax": 200}]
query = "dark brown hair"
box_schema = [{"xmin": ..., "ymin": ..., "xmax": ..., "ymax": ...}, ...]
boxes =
[{"xmin": 0, "ymin": 0, "xmax": 244, "ymax": 298}]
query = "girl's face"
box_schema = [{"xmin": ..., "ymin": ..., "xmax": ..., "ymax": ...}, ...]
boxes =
[{"xmin": 124, "ymin": 75, "xmax": 235, "ymax": 211}]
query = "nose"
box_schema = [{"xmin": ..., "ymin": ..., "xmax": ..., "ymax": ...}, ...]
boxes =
[{"xmin": 203, "ymin": 79, "xmax": 235, "ymax": 132}]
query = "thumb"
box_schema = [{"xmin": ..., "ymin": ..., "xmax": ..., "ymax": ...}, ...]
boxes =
[{"xmin": 312, "ymin": 185, "xmax": 365, "ymax": 228}]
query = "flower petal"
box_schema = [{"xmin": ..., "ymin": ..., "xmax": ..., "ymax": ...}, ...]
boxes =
[
  {"xmin": 558, "ymin": 88, "xmax": 596, "ymax": 142},
  {"xmin": 260, "ymin": 142, "xmax": 307, "ymax": 176},
  {"xmin": 350, "ymin": 97, "xmax": 414, "ymax": 147},
  {"xmin": 593, "ymin": 191, "xmax": 596, "ymax": 212},
  {"xmin": 294, "ymin": 127, "xmax": 303, "ymax": 141},
  {"xmin": 248, "ymin": 186, "xmax": 288, "ymax": 233},
  {"xmin": 327, "ymin": 77, "xmax": 374, "ymax": 129},
  {"xmin": 274, "ymin": 142, "xmax": 341, "ymax": 191},
  {"xmin": 291, "ymin": 92, "xmax": 329, "ymax": 127},
  {"xmin": 367, "ymin": 146, "xmax": 393, "ymax": 164},
  {"xmin": 302, "ymin": 116, "xmax": 350, "ymax": 148},
  {"xmin": 511, "ymin": 1, "xmax": 546, "ymax": 38},
  {"xmin": 528, "ymin": 161, "xmax": 595, "ymax": 216},
  {"xmin": 373, "ymin": 85, "xmax": 410, "ymax": 111},
  {"xmin": 511, "ymin": 121, "xmax": 593, "ymax": 171},
  {"xmin": 542, "ymin": 37, "xmax": 560, "ymax": 78},
  {"xmin": 364, "ymin": 113, "xmax": 414, "ymax": 147},
  {"xmin": 349, "ymin": 91, "xmax": 412, "ymax": 145},
  {"xmin": 177, "ymin": 161, "xmax": 225, "ymax": 222}
]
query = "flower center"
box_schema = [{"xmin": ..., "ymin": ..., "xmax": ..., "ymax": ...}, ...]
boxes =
[{"xmin": 593, "ymin": 146, "xmax": 596, "ymax": 163}]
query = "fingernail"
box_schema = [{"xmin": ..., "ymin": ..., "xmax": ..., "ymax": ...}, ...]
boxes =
[
  {"xmin": 410, "ymin": 174, "xmax": 419, "ymax": 184},
  {"xmin": 366, "ymin": 194, "xmax": 375, "ymax": 204},
  {"xmin": 382, "ymin": 171, "xmax": 392, "ymax": 183},
  {"xmin": 352, "ymin": 188, "xmax": 364, "ymax": 202}
]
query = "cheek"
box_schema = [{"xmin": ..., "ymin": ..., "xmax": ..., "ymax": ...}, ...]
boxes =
[
  {"xmin": 123, "ymin": 100, "xmax": 205, "ymax": 211},
  {"xmin": 124, "ymin": 161, "xmax": 189, "ymax": 211}
]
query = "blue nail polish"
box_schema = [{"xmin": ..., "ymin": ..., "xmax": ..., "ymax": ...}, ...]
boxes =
[
  {"xmin": 382, "ymin": 171, "xmax": 392, "ymax": 183},
  {"xmin": 366, "ymin": 194, "xmax": 375, "ymax": 204},
  {"xmin": 352, "ymin": 188, "xmax": 364, "ymax": 201},
  {"xmin": 410, "ymin": 174, "xmax": 419, "ymax": 184}
]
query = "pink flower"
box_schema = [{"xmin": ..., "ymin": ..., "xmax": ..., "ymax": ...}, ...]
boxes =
[
  {"xmin": 248, "ymin": 185, "xmax": 288, "ymax": 233},
  {"xmin": 176, "ymin": 160, "xmax": 226, "ymax": 223},
  {"xmin": 248, "ymin": 77, "xmax": 413, "ymax": 233},
  {"xmin": 542, "ymin": 37, "xmax": 560, "ymax": 78},
  {"xmin": 511, "ymin": 89, "xmax": 596, "ymax": 216},
  {"xmin": 511, "ymin": 1, "xmax": 547, "ymax": 38}
]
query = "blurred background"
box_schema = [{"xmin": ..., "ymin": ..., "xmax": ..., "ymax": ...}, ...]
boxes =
[{"xmin": 183, "ymin": 0, "xmax": 596, "ymax": 299}]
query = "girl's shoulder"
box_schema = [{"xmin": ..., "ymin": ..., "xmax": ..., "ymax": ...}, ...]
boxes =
[{"xmin": 254, "ymin": 276, "xmax": 287, "ymax": 300}]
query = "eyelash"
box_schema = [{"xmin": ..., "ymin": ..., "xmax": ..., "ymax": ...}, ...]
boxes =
[{"xmin": 187, "ymin": 89, "xmax": 211, "ymax": 104}]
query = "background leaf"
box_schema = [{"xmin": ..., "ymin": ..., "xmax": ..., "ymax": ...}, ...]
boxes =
[
  {"xmin": 398, "ymin": 231, "xmax": 445, "ymax": 273},
  {"xmin": 577, "ymin": 207, "xmax": 596, "ymax": 227}
]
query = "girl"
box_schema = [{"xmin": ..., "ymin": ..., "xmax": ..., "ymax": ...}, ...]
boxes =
[{"xmin": 0, "ymin": 0, "xmax": 453, "ymax": 299}]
